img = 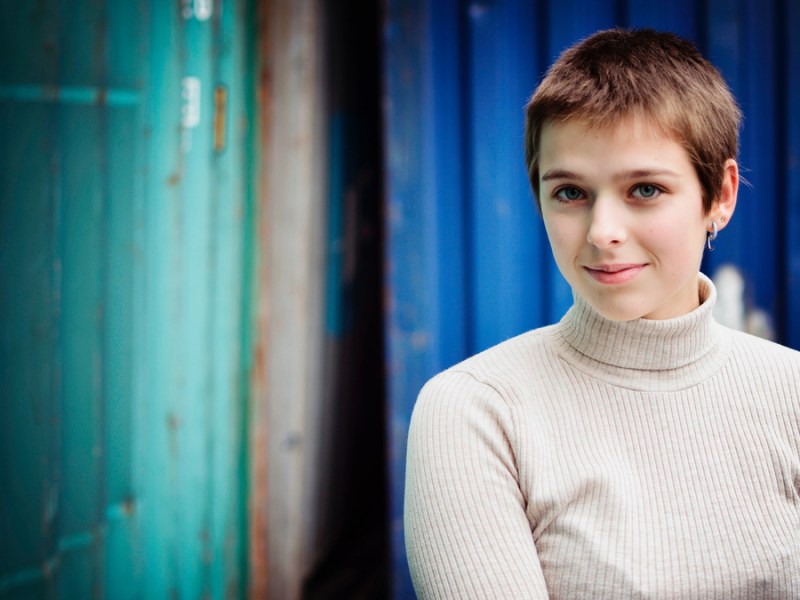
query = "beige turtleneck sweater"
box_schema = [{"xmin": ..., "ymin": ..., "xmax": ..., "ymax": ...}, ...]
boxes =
[{"xmin": 405, "ymin": 274, "xmax": 800, "ymax": 599}]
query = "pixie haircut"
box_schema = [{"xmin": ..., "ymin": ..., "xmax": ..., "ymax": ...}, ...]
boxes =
[{"xmin": 524, "ymin": 28, "xmax": 742, "ymax": 214}]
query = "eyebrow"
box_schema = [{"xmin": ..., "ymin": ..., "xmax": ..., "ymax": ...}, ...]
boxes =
[{"xmin": 541, "ymin": 168, "xmax": 681, "ymax": 182}]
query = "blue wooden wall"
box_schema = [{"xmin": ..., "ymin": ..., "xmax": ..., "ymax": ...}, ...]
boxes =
[{"xmin": 383, "ymin": 0, "xmax": 800, "ymax": 596}]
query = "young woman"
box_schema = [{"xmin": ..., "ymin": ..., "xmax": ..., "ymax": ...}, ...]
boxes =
[{"xmin": 404, "ymin": 29, "xmax": 800, "ymax": 599}]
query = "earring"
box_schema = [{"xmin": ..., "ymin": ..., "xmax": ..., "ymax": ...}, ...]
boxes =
[{"xmin": 706, "ymin": 221, "xmax": 718, "ymax": 251}]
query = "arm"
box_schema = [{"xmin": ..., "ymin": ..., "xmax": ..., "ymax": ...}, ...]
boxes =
[{"xmin": 404, "ymin": 370, "xmax": 549, "ymax": 599}]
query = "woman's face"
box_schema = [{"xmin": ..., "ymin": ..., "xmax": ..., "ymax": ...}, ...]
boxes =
[{"xmin": 538, "ymin": 116, "xmax": 736, "ymax": 321}]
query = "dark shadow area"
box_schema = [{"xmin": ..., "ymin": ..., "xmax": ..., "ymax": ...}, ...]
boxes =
[{"xmin": 303, "ymin": 1, "xmax": 388, "ymax": 598}]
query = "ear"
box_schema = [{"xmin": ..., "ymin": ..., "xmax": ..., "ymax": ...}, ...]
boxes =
[{"xmin": 709, "ymin": 159, "xmax": 738, "ymax": 231}]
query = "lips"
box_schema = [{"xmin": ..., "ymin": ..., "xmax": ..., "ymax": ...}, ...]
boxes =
[{"xmin": 584, "ymin": 263, "xmax": 646, "ymax": 284}]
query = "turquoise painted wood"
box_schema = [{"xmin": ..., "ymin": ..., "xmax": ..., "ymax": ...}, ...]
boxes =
[
  {"xmin": 0, "ymin": 1, "xmax": 253, "ymax": 598},
  {"xmin": 384, "ymin": 0, "xmax": 800, "ymax": 596}
]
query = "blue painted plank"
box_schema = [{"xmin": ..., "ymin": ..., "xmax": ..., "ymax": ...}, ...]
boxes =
[
  {"xmin": 704, "ymin": 0, "xmax": 745, "ymax": 280},
  {"xmin": 383, "ymin": 0, "xmax": 468, "ymax": 596},
  {"xmin": 706, "ymin": 0, "xmax": 741, "ymax": 91},
  {"xmin": 467, "ymin": 0, "xmax": 548, "ymax": 351},
  {"xmin": 546, "ymin": 0, "xmax": 619, "ymax": 62},
  {"xmin": 625, "ymin": 0, "xmax": 700, "ymax": 42},
  {"xmin": 727, "ymin": 1, "xmax": 779, "ymax": 321},
  {"xmin": 428, "ymin": 0, "xmax": 470, "ymax": 369},
  {"xmin": 785, "ymin": 0, "xmax": 800, "ymax": 348}
]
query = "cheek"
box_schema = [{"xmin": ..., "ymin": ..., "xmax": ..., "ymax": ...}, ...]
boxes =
[
  {"xmin": 545, "ymin": 217, "xmax": 582, "ymax": 248},
  {"xmin": 547, "ymin": 231, "xmax": 577, "ymax": 263},
  {"xmin": 648, "ymin": 220, "xmax": 704, "ymax": 264}
]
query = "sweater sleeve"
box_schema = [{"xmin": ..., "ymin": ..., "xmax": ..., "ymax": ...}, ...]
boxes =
[{"xmin": 404, "ymin": 370, "xmax": 549, "ymax": 599}]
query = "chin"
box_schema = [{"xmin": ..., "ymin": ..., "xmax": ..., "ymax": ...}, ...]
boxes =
[{"xmin": 582, "ymin": 294, "xmax": 648, "ymax": 322}]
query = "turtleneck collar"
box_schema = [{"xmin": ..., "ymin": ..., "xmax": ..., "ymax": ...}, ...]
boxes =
[{"xmin": 554, "ymin": 273, "xmax": 732, "ymax": 392}]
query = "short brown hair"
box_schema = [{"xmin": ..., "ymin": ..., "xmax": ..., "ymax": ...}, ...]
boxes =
[{"xmin": 524, "ymin": 28, "xmax": 741, "ymax": 213}]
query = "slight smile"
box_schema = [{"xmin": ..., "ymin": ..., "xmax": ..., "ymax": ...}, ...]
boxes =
[{"xmin": 584, "ymin": 264, "xmax": 647, "ymax": 284}]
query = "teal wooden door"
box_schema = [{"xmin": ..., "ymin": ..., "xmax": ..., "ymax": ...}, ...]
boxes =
[{"xmin": 1, "ymin": 1, "xmax": 254, "ymax": 597}]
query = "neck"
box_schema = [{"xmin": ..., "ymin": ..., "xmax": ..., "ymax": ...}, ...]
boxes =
[{"xmin": 555, "ymin": 273, "xmax": 731, "ymax": 392}]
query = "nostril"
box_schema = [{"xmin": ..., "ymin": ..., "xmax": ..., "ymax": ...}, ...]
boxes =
[
  {"xmin": 587, "ymin": 230, "xmax": 624, "ymax": 248},
  {"xmin": 587, "ymin": 218, "xmax": 625, "ymax": 247}
]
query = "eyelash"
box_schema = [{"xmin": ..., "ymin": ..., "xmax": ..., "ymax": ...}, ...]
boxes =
[
  {"xmin": 553, "ymin": 186, "xmax": 585, "ymax": 203},
  {"xmin": 551, "ymin": 184, "xmax": 665, "ymax": 203},
  {"xmin": 631, "ymin": 184, "xmax": 663, "ymax": 199}
]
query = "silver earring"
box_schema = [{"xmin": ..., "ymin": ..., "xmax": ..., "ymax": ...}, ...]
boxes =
[{"xmin": 706, "ymin": 221, "xmax": 718, "ymax": 251}]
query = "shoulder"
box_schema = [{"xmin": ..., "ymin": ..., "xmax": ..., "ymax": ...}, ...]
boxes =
[
  {"xmin": 448, "ymin": 323, "xmax": 560, "ymax": 385},
  {"xmin": 406, "ymin": 328, "xmax": 561, "ymax": 496},
  {"xmin": 724, "ymin": 326, "xmax": 800, "ymax": 393},
  {"xmin": 411, "ymin": 324, "xmax": 560, "ymax": 434},
  {"xmin": 419, "ymin": 325, "xmax": 559, "ymax": 405},
  {"xmin": 726, "ymin": 326, "xmax": 800, "ymax": 365}
]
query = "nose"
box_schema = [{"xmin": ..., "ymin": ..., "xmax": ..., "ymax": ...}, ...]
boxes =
[{"xmin": 587, "ymin": 196, "xmax": 627, "ymax": 248}]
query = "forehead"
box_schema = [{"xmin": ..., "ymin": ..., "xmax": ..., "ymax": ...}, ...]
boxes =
[
  {"xmin": 541, "ymin": 113, "xmax": 677, "ymax": 150},
  {"xmin": 539, "ymin": 115, "xmax": 693, "ymax": 175}
]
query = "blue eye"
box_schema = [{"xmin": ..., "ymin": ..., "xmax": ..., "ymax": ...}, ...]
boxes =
[
  {"xmin": 555, "ymin": 186, "xmax": 584, "ymax": 201},
  {"xmin": 633, "ymin": 184, "xmax": 660, "ymax": 199}
]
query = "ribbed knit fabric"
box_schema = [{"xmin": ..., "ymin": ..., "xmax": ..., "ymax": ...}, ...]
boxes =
[{"xmin": 405, "ymin": 274, "xmax": 800, "ymax": 599}]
